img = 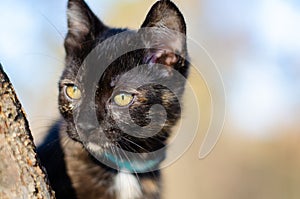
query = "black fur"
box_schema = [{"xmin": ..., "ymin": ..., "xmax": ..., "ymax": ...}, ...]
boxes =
[{"xmin": 38, "ymin": 0, "xmax": 189, "ymax": 198}]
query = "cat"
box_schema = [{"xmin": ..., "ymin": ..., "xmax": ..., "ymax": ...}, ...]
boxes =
[{"xmin": 38, "ymin": 0, "xmax": 189, "ymax": 198}]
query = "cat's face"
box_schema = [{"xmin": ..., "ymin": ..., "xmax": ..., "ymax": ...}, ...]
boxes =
[{"xmin": 58, "ymin": 0, "xmax": 188, "ymax": 169}]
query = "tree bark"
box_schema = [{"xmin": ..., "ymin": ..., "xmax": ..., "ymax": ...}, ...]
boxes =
[{"xmin": 0, "ymin": 64, "xmax": 55, "ymax": 199}]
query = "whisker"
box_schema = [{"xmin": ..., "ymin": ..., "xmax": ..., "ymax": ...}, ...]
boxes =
[
  {"xmin": 117, "ymin": 143, "xmax": 142, "ymax": 186},
  {"xmin": 22, "ymin": 52, "xmax": 65, "ymax": 66},
  {"xmin": 119, "ymin": 142, "xmax": 148, "ymax": 160},
  {"xmin": 122, "ymin": 137, "xmax": 150, "ymax": 153},
  {"xmin": 110, "ymin": 144, "xmax": 120, "ymax": 171},
  {"xmin": 60, "ymin": 134, "xmax": 71, "ymax": 148},
  {"xmin": 39, "ymin": 12, "xmax": 64, "ymax": 41}
]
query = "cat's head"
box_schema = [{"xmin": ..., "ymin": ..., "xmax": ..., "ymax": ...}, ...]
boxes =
[{"xmin": 59, "ymin": 0, "xmax": 189, "ymax": 172}]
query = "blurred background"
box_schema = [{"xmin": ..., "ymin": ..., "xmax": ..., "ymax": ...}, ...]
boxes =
[{"xmin": 0, "ymin": 0, "xmax": 300, "ymax": 198}]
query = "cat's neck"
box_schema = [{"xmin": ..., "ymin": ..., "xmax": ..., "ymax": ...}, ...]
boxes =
[
  {"xmin": 102, "ymin": 150, "xmax": 165, "ymax": 173},
  {"xmin": 61, "ymin": 130, "xmax": 161, "ymax": 199}
]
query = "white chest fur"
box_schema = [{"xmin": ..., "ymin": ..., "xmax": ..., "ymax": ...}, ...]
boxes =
[{"xmin": 114, "ymin": 172, "xmax": 142, "ymax": 199}]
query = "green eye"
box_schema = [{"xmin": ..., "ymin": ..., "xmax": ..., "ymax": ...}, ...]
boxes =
[
  {"xmin": 65, "ymin": 85, "xmax": 82, "ymax": 100},
  {"xmin": 113, "ymin": 93, "xmax": 134, "ymax": 107}
]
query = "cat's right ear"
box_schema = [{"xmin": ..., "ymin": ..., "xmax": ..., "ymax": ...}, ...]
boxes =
[{"xmin": 64, "ymin": 0, "xmax": 107, "ymax": 62}]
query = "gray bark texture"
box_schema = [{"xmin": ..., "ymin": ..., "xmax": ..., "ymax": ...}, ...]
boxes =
[{"xmin": 0, "ymin": 64, "xmax": 55, "ymax": 199}]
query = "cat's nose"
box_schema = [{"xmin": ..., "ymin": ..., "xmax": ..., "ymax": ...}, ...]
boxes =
[
  {"xmin": 75, "ymin": 104, "xmax": 99, "ymax": 132},
  {"xmin": 77, "ymin": 122, "xmax": 97, "ymax": 132}
]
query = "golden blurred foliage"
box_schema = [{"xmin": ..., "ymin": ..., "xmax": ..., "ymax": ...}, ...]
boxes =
[
  {"xmin": 105, "ymin": 0, "xmax": 199, "ymax": 30},
  {"xmin": 163, "ymin": 128, "xmax": 300, "ymax": 199}
]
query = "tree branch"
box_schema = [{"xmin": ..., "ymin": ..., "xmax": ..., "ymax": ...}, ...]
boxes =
[{"xmin": 0, "ymin": 64, "xmax": 55, "ymax": 199}]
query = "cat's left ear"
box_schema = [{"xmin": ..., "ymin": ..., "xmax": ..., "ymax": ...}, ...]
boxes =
[{"xmin": 140, "ymin": 0, "xmax": 187, "ymax": 68}]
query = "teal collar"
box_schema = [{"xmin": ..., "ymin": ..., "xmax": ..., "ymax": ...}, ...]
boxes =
[{"xmin": 103, "ymin": 152, "xmax": 164, "ymax": 173}]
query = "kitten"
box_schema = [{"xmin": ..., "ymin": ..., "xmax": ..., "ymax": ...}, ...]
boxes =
[{"xmin": 38, "ymin": 0, "xmax": 189, "ymax": 198}]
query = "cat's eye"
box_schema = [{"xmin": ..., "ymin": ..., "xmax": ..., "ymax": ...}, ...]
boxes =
[
  {"xmin": 113, "ymin": 92, "xmax": 134, "ymax": 107},
  {"xmin": 65, "ymin": 84, "xmax": 82, "ymax": 100}
]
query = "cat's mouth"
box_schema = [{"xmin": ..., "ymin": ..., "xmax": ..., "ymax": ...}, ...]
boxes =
[
  {"xmin": 85, "ymin": 139, "xmax": 165, "ymax": 173},
  {"xmin": 74, "ymin": 121, "xmax": 167, "ymax": 172}
]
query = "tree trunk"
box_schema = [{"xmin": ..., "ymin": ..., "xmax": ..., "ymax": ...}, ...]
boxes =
[{"xmin": 0, "ymin": 64, "xmax": 55, "ymax": 199}]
